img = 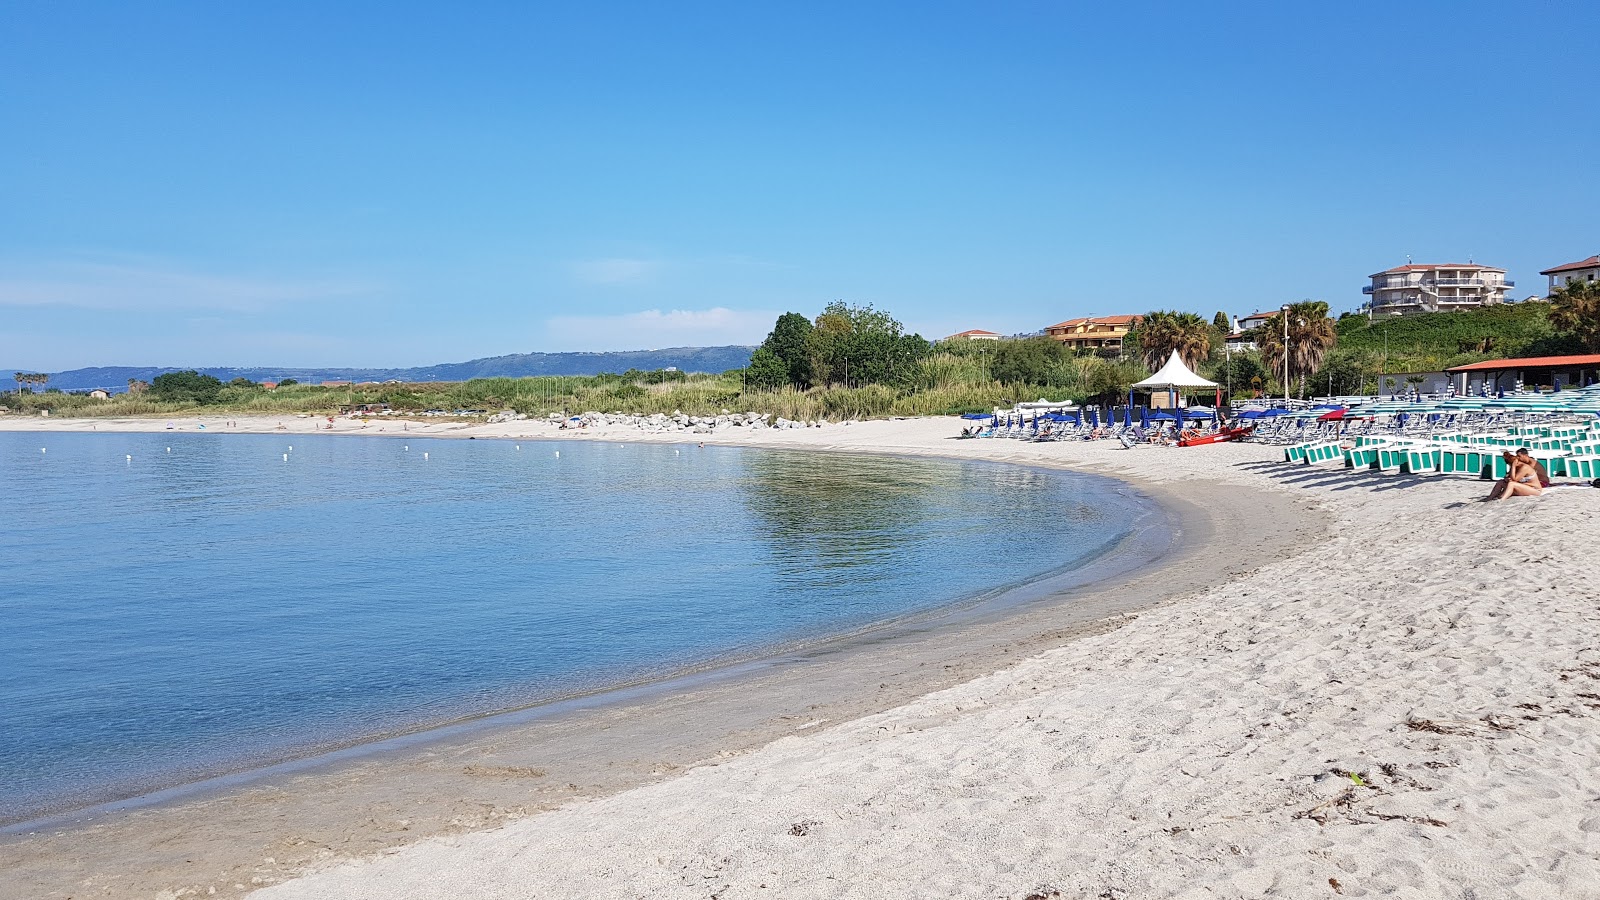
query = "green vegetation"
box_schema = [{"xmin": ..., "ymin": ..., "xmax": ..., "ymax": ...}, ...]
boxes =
[
  {"xmin": 1130, "ymin": 310, "xmax": 1215, "ymax": 371},
  {"xmin": 152, "ymin": 370, "xmax": 224, "ymax": 404},
  {"xmin": 1255, "ymin": 301, "xmax": 1338, "ymax": 398},
  {"xmin": 5, "ymin": 297, "xmax": 1593, "ymax": 421},
  {"xmin": 1300, "ymin": 302, "xmax": 1571, "ymax": 396},
  {"xmin": 1549, "ymin": 280, "xmax": 1600, "ymax": 353}
]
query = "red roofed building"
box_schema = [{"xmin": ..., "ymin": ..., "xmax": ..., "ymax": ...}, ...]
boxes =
[
  {"xmin": 943, "ymin": 329, "xmax": 1002, "ymax": 342},
  {"xmin": 1044, "ymin": 314, "xmax": 1142, "ymax": 354},
  {"xmin": 1363, "ymin": 262, "xmax": 1512, "ymax": 316},
  {"xmin": 1540, "ymin": 255, "xmax": 1600, "ymax": 295},
  {"xmin": 1446, "ymin": 354, "xmax": 1600, "ymax": 394}
]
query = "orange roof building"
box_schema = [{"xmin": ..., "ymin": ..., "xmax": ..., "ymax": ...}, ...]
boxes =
[
  {"xmin": 1539, "ymin": 255, "xmax": 1600, "ymax": 295},
  {"xmin": 1044, "ymin": 315, "xmax": 1141, "ymax": 353},
  {"xmin": 944, "ymin": 329, "xmax": 1002, "ymax": 341},
  {"xmin": 1446, "ymin": 354, "xmax": 1600, "ymax": 393}
]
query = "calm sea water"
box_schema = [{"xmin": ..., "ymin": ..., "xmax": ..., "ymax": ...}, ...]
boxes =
[{"xmin": 0, "ymin": 431, "xmax": 1149, "ymax": 824}]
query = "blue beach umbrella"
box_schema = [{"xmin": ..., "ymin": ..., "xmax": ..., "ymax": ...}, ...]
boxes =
[
  {"xmin": 1139, "ymin": 407, "xmax": 1148, "ymax": 428},
  {"xmin": 1089, "ymin": 408, "xmax": 1099, "ymax": 428},
  {"xmin": 1123, "ymin": 406, "xmax": 1132, "ymax": 427}
]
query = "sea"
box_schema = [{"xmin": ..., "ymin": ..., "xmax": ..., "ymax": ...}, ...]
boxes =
[{"xmin": 0, "ymin": 431, "xmax": 1152, "ymax": 826}]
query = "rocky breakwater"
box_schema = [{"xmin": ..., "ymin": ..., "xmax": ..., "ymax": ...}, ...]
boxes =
[{"xmin": 543, "ymin": 411, "xmax": 833, "ymax": 434}]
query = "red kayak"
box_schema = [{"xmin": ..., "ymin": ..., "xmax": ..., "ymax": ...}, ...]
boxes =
[{"xmin": 1177, "ymin": 425, "xmax": 1254, "ymax": 447}]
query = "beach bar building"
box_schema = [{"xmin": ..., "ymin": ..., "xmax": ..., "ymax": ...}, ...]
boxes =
[{"xmin": 1447, "ymin": 354, "xmax": 1600, "ymax": 394}]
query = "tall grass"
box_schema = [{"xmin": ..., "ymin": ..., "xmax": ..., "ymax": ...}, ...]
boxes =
[{"xmin": 0, "ymin": 359, "xmax": 1121, "ymax": 422}]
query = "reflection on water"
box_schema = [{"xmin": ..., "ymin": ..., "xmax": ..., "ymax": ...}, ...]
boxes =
[{"xmin": 0, "ymin": 433, "xmax": 1149, "ymax": 824}]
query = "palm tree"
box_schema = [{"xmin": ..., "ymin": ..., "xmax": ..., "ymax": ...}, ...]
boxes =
[
  {"xmin": 13, "ymin": 372, "xmax": 23, "ymax": 395},
  {"xmin": 1550, "ymin": 279, "xmax": 1600, "ymax": 353},
  {"xmin": 1257, "ymin": 301, "xmax": 1338, "ymax": 398},
  {"xmin": 1134, "ymin": 310, "xmax": 1213, "ymax": 372}
]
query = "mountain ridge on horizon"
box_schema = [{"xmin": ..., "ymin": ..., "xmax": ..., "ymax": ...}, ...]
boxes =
[{"xmin": 5, "ymin": 345, "xmax": 758, "ymax": 392}]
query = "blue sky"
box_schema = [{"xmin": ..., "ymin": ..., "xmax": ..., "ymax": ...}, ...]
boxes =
[{"xmin": 2, "ymin": 1, "xmax": 1596, "ymax": 369}]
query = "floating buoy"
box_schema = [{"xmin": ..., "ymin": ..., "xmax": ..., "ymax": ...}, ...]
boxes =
[
  {"xmin": 126, "ymin": 454, "xmax": 132, "ymax": 463},
  {"xmin": 404, "ymin": 445, "xmax": 409, "ymax": 451},
  {"xmin": 283, "ymin": 453, "xmax": 289, "ymax": 461},
  {"xmin": 423, "ymin": 452, "xmax": 429, "ymax": 460},
  {"xmin": 554, "ymin": 450, "xmax": 559, "ymax": 458},
  {"xmin": 288, "ymin": 445, "xmax": 293, "ymax": 451},
  {"xmin": 515, "ymin": 445, "xmax": 521, "ymax": 451},
  {"xmin": 40, "ymin": 448, "xmax": 46, "ymax": 454},
  {"xmin": 166, "ymin": 447, "xmax": 171, "ymax": 453}
]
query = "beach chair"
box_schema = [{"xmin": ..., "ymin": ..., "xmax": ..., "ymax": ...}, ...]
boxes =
[
  {"xmin": 1404, "ymin": 446, "xmax": 1442, "ymax": 474},
  {"xmin": 1565, "ymin": 455, "xmax": 1600, "ymax": 480},
  {"xmin": 1345, "ymin": 444, "xmax": 1384, "ymax": 469},
  {"xmin": 1304, "ymin": 441, "xmax": 1343, "ymax": 465},
  {"xmin": 1375, "ymin": 444, "xmax": 1413, "ymax": 475}
]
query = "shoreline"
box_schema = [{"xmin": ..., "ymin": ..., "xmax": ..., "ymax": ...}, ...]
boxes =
[
  {"xmin": 0, "ymin": 458, "xmax": 1171, "ymax": 834},
  {"xmin": 0, "ymin": 417, "xmax": 1322, "ymax": 899}
]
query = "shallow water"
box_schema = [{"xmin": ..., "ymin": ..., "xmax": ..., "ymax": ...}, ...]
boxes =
[{"xmin": 0, "ymin": 432, "xmax": 1148, "ymax": 823}]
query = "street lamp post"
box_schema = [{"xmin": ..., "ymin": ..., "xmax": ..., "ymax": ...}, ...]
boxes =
[{"xmin": 1281, "ymin": 304, "xmax": 1291, "ymax": 405}]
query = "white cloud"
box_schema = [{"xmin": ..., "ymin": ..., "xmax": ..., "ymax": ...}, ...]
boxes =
[
  {"xmin": 544, "ymin": 307, "xmax": 778, "ymax": 351},
  {"xmin": 0, "ymin": 257, "xmax": 377, "ymax": 312},
  {"xmin": 569, "ymin": 257, "xmax": 661, "ymax": 286}
]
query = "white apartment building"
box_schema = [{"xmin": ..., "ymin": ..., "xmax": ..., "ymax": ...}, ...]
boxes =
[
  {"xmin": 1362, "ymin": 263, "xmax": 1513, "ymax": 316},
  {"xmin": 1540, "ymin": 255, "xmax": 1600, "ymax": 295}
]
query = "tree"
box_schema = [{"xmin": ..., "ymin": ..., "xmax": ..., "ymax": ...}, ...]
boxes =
[
  {"xmin": 1549, "ymin": 279, "xmax": 1600, "ymax": 353},
  {"xmin": 1213, "ymin": 311, "xmax": 1231, "ymax": 333},
  {"xmin": 759, "ymin": 312, "xmax": 816, "ymax": 387},
  {"xmin": 1256, "ymin": 301, "xmax": 1338, "ymax": 397},
  {"xmin": 1210, "ymin": 352, "xmax": 1267, "ymax": 398},
  {"xmin": 806, "ymin": 301, "xmax": 930, "ymax": 387},
  {"xmin": 742, "ymin": 348, "xmax": 790, "ymax": 390},
  {"xmin": 988, "ymin": 336, "xmax": 1069, "ymax": 385},
  {"xmin": 278, "ymin": 378, "xmax": 299, "ymax": 386},
  {"xmin": 14, "ymin": 372, "xmax": 48, "ymax": 394},
  {"xmin": 1131, "ymin": 310, "xmax": 1213, "ymax": 372},
  {"xmin": 151, "ymin": 370, "xmax": 224, "ymax": 404}
]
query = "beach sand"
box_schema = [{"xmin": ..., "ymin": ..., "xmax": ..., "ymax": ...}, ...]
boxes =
[{"xmin": 3, "ymin": 415, "xmax": 1597, "ymax": 898}]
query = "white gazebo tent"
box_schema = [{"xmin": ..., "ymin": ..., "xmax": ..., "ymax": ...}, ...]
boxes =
[{"xmin": 1132, "ymin": 350, "xmax": 1218, "ymax": 411}]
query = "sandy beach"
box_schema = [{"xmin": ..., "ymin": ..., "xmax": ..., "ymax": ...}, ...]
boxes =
[{"xmin": 3, "ymin": 414, "xmax": 1597, "ymax": 898}]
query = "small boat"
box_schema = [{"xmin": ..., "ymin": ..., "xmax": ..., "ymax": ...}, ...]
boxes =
[{"xmin": 1177, "ymin": 425, "xmax": 1254, "ymax": 447}]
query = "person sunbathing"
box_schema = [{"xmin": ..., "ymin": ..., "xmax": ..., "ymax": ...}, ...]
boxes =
[
  {"xmin": 1487, "ymin": 451, "xmax": 1543, "ymax": 501},
  {"xmin": 1516, "ymin": 448, "xmax": 1551, "ymax": 488}
]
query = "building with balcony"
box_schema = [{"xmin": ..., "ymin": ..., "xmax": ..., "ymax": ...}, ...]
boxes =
[
  {"xmin": 1540, "ymin": 255, "xmax": 1600, "ymax": 295},
  {"xmin": 1044, "ymin": 315, "xmax": 1141, "ymax": 353},
  {"xmin": 1362, "ymin": 263, "xmax": 1512, "ymax": 316}
]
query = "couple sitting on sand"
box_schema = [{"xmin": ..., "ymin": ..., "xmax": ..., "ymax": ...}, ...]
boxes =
[{"xmin": 1485, "ymin": 448, "xmax": 1548, "ymax": 501}]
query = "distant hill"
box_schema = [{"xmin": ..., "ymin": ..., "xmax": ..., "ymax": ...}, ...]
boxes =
[{"xmin": 4, "ymin": 346, "xmax": 756, "ymax": 393}]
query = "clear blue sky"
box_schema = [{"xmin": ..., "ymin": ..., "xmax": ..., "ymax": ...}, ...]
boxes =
[{"xmin": 3, "ymin": 1, "xmax": 1595, "ymax": 370}]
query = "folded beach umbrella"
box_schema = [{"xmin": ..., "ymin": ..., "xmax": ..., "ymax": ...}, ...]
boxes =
[
  {"xmin": 1123, "ymin": 406, "xmax": 1132, "ymax": 428},
  {"xmin": 1139, "ymin": 407, "xmax": 1148, "ymax": 428},
  {"xmin": 1089, "ymin": 408, "xmax": 1099, "ymax": 428}
]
